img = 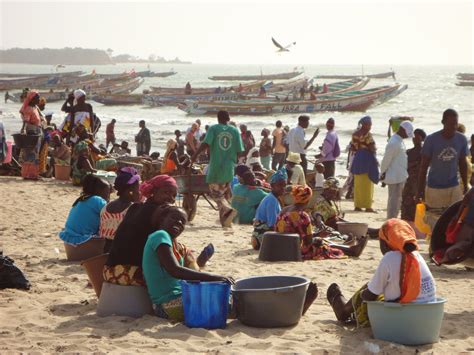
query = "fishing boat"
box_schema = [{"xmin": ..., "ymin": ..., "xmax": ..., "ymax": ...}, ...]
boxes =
[
  {"xmin": 143, "ymin": 91, "xmax": 243, "ymax": 107},
  {"xmin": 209, "ymin": 71, "xmax": 303, "ymax": 81},
  {"xmin": 92, "ymin": 94, "xmax": 144, "ymax": 105},
  {"xmin": 136, "ymin": 70, "xmax": 177, "ymax": 78},
  {"xmin": 0, "ymin": 70, "xmax": 83, "ymax": 78},
  {"xmin": 456, "ymin": 81, "xmax": 474, "ymax": 87},
  {"xmin": 9, "ymin": 77, "xmax": 144, "ymax": 102},
  {"xmin": 149, "ymin": 80, "xmax": 267, "ymax": 94},
  {"xmin": 178, "ymin": 84, "xmax": 407, "ymax": 115},
  {"xmin": 314, "ymin": 71, "xmax": 396, "ymax": 79},
  {"xmin": 456, "ymin": 73, "xmax": 474, "ymax": 81}
]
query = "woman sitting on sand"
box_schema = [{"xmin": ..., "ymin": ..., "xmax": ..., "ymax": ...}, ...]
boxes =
[
  {"xmin": 276, "ymin": 186, "xmax": 368, "ymax": 260},
  {"xmin": 143, "ymin": 207, "xmax": 229, "ymax": 321},
  {"xmin": 252, "ymin": 169, "xmax": 287, "ymax": 250},
  {"xmin": 104, "ymin": 175, "xmax": 213, "ymax": 286},
  {"xmin": 312, "ymin": 177, "xmax": 343, "ymax": 229},
  {"xmin": 161, "ymin": 139, "xmax": 189, "ymax": 175},
  {"xmin": 99, "ymin": 167, "xmax": 141, "ymax": 253},
  {"xmin": 59, "ymin": 175, "xmax": 111, "ymax": 246},
  {"xmin": 432, "ymin": 185, "xmax": 474, "ymax": 265},
  {"xmin": 144, "ymin": 206, "xmax": 319, "ymax": 321},
  {"xmin": 72, "ymin": 141, "xmax": 95, "ymax": 186},
  {"xmin": 231, "ymin": 169, "xmax": 268, "ymax": 224},
  {"xmin": 327, "ymin": 219, "xmax": 436, "ymax": 327}
]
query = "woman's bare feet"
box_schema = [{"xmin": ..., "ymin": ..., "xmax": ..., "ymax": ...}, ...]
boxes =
[
  {"xmin": 348, "ymin": 235, "xmax": 369, "ymax": 257},
  {"xmin": 365, "ymin": 208, "xmax": 377, "ymax": 213},
  {"xmin": 354, "ymin": 207, "xmax": 362, "ymax": 212},
  {"xmin": 302, "ymin": 282, "xmax": 318, "ymax": 315},
  {"xmin": 327, "ymin": 283, "xmax": 350, "ymax": 322}
]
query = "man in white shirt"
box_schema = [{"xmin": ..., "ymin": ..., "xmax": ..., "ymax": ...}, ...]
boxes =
[
  {"xmin": 288, "ymin": 115, "xmax": 319, "ymax": 175},
  {"xmin": 380, "ymin": 121, "xmax": 414, "ymax": 218}
]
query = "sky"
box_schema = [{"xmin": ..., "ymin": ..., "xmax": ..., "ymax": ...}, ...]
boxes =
[{"xmin": 0, "ymin": 0, "xmax": 473, "ymax": 65}]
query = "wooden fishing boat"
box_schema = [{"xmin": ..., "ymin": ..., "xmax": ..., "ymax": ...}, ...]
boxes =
[
  {"xmin": 143, "ymin": 91, "xmax": 243, "ymax": 107},
  {"xmin": 456, "ymin": 81, "xmax": 474, "ymax": 87},
  {"xmin": 10, "ymin": 77, "xmax": 145, "ymax": 102},
  {"xmin": 178, "ymin": 84, "xmax": 406, "ymax": 115},
  {"xmin": 209, "ymin": 71, "xmax": 303, "ymax": 81},
  {"xmin": 0, "ymin": 70, "xmax": 83, "ymax": 78},
  {"xmin": 456, "ymin": 73, "xmax": 474, "ymax": 81},
  {"xmin": 136, "ymin": 70, "xmax": 177, "ymax": 78},
  {"xmin": 314, "ymin": 71, "xmax": 396, "ymax": 79},
  {"xmin": 149, "ymin": 80, "xmax": 267, "ymax": 94},
  {"xmin": 92, "ymin": 94, "xmax": 144, "ymax": 105}
]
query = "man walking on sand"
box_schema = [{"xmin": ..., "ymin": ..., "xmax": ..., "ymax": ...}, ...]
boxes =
[
  {"xmin": 417, "ymin": 109, "xmax": 469, "ymax": 229},
  {"xmin": 316, "ymin": 118, "xmax": 340, "ymax": 178},
  {"xmin": 288, "ymin": 115, "xmax": 319, "ymax": 175},
  {"xmin": 380, "ymin": 121, "xmax": 413, "ymax": 219},
  {"xmin": 272, "ymin": 120, "xmax": 286, "ymax": 171},
  {"xmin": 105, "ymin": 119, "xmax": 116, "ymax": 149},
  {"xmin": 191, "ymin": 110, "xmax": 244, "ymax": 227}
]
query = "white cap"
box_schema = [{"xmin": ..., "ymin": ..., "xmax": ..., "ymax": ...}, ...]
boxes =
[{"xmin": 400, "ymin": 121, "xmax": 414, "ymax": 138}]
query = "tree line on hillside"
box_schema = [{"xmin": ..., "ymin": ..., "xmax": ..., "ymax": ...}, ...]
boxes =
[{"xmin": 0, "ymin": 48, "xmax": 191, "ymax": 65}]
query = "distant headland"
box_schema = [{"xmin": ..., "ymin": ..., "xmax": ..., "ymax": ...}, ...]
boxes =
[{"xmin": 0, "ymin": 47, "xmax": 191, "ymax": 65}]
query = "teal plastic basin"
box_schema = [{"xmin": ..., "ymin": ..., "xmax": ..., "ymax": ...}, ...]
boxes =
[{"xmin": 367, "ymin": 298, "xmax": 446, "ymax": 346}]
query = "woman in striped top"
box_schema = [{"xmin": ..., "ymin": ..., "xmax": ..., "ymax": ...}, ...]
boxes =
[{"xmin": 100, "ymin": 167, "xmax": 140, "ymax": 252}]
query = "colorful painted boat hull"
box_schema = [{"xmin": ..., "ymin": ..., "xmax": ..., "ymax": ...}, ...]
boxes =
[{"xmin": 178, "ymin": 84, "xmax": 406, "ymax": 115}]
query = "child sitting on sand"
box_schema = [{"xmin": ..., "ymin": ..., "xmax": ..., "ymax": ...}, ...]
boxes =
[
  {"xmin": 142, "ymin": 207, "xmax": 229, "ymax": 321},
  {"xmin": 143, "ymin": 207, "xmax": 319, "ymax": 322},
  {"xmin": 59, "ymin": 175, "xmax": 111, "ymax": 246}
]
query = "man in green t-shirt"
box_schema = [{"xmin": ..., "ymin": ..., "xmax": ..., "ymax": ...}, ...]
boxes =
[{"xmin": 191, "ymin": 110, "xmax": 244, "ymax": 227}]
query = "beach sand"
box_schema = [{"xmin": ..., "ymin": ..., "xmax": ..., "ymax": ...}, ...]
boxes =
[{"xmin": 0, "ymin": 176, "xmax": 473, "ymax": 353}]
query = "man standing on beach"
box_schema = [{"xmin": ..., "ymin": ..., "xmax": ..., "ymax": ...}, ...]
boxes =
[
  {"xmin": 191, "ymin": 110, "xmax": 244, "ymax": 227},
  {"xmin": 105, "ymin": 119, "xmax": 116, "ymax": 149},
  {"xmin": 316, "ymin": 118, "xmax": 340, "ymax": 178},
  {"xmin": 135, "ymin": 120, "xmax": 151, "ymax": 156},
  {"xmin": 380, "ymin": 121, "xmax": 413, "ymax": 219},
  {"xmin": 288, "ymin": 115, "xmax": 319, "ymax": 175},
  {"xmin": 272, "ymin": 120, "xmax": 286, "ymax": 171},
  {"xmin": 417, "ymin": 109, "xmax": 469, "ymax": 228},
  {"xmin": 174, "ymin": 129, "xmax": 185, "ymax": 157}
]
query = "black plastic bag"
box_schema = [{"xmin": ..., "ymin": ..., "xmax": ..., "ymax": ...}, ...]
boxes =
[{"xmin": 0, "ymin": 255, "xmax": 31, "ymax": 290}]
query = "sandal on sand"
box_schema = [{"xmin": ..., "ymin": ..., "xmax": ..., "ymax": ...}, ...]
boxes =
[
  {"xmin": 221, "ymin": 209, "xmax": 237, "ymax": 228},
  {"xmin": 197, "ymin": 243, "xmax": 215, "ymax": 267},
  {"xmin": 302, "ymin": 282, "xmax": 318, "ymax": 316}
]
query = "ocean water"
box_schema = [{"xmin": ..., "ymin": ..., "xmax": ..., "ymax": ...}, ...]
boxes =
[{"xmin": 1, "ymin": 63, "xmax": 473, "ymax": 175}]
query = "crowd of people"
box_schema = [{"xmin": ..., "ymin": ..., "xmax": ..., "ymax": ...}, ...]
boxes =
[{"xmin": 3, "ymin": 88, "xmax": 474, "ymax": 330}]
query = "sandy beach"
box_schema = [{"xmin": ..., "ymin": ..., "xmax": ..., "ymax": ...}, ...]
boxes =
[{"xmin": 0, "ymin": 176, "xmax": 473, "ymax": 353}]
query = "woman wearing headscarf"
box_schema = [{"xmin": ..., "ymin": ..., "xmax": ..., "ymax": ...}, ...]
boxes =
[
  {"xmin": 246, "ymin": 147, "xmax": 261, "ymax": 170},
  {"xmin": 313, "ymin": 178, "xmax": 344, "ymax": 229},
  {"xmin": 99, "ymin": 167, "xmax": 141, "ymax": 253},
  {"xmin": 350, "ymin": 116, "xmax": 379, "ymax": 212},
  {"xmin": 19, "ymin": 90, "xmax": 44, "ymax": 178},
  {"xmin": 276, "ymin": 186, "xmax": 364, "ymax": 260},
  {"xmin": 60, "ymin": 89, "xmax": 94, "ymax": 142},
  {"xmin": 161, "ymin": 139, "xmax": 188, "ymax": 175},
  {"xmin": 231, "ymin": 170, "xmax": 268, "ymax": 224},
  {"xmin": 72, "ymin": 141, "xmax": 95, "ymax": 186},
  {"xmin": 252, "ymin": 169, "xmax": 287, "ymax": 249},
  {"xmin": 327, "ymin": 219, "xmax": 436, "ymax": 327},
  {"xmin": 103, "ymin": 175, "xmax": 214, "ymax": 286}
]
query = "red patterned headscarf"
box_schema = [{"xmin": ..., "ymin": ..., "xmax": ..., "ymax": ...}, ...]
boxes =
[{"xmin": 140, "ymin": 175, "xmax": 177, "ymax": 199}]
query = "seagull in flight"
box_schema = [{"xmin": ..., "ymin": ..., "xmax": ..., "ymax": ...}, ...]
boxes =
[{"xmin": 272, "ymin": 37, "xmax": 296, "ymax": 52}]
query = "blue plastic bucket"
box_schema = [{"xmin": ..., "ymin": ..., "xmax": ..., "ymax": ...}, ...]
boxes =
[
  {"xmin": 367, "ymin": 298, "xmax": 446, "ymax": 345},
  {"xmin": 181, "ymin": 281, "xmax": 230, "ymax": 329}
]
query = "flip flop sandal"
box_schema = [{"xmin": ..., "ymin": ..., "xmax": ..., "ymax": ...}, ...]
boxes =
[{"xmin": 197, "ymin": 243, "xmax": 215, "ymax": 267}]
